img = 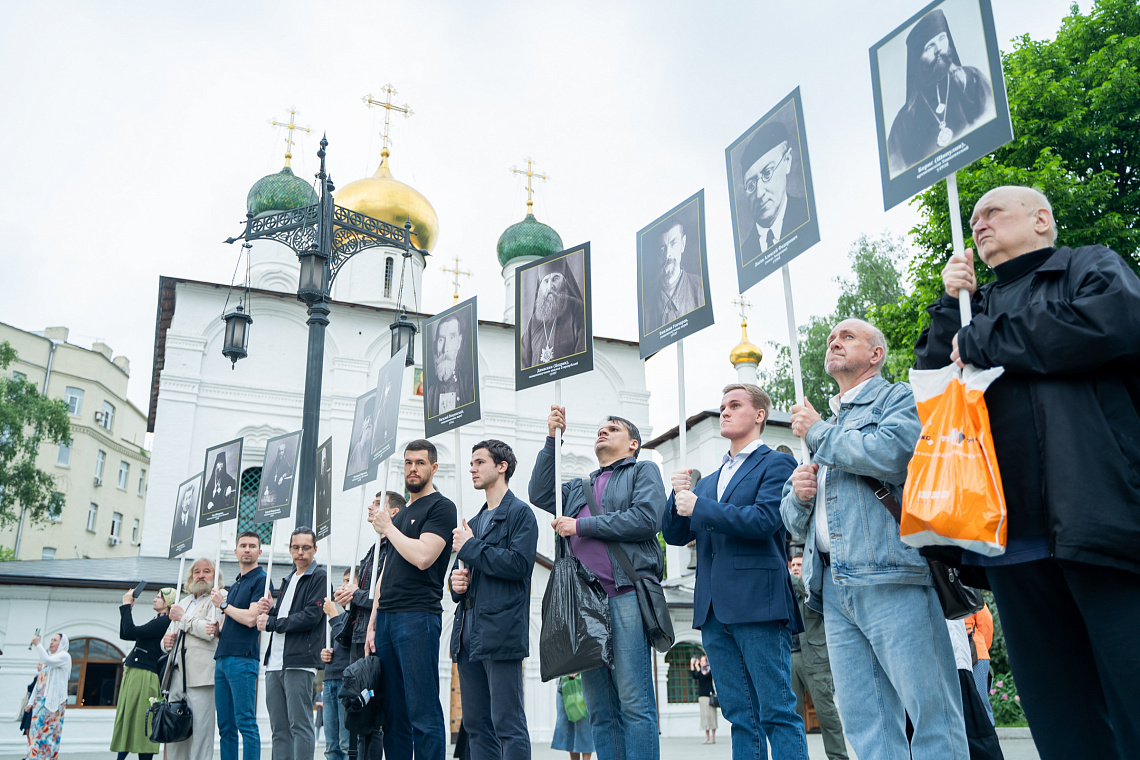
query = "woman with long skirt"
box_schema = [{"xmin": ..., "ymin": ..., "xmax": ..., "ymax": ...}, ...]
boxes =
[
  {"xmin": 110, "ymin": 587, "xmax": 173, "ymax": 760},
  {"xmin": 25, "ymin": 632, "xmax": 71, "ymax": 760}
]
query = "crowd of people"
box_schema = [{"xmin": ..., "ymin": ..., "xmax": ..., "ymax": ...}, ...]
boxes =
[{"xmin": 23, "ymin": 185, "xmax": 1140, "ymax": 760}]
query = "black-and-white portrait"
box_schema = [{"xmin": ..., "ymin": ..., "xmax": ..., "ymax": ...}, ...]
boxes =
[
  {"xmin": 870, "ymin": 0, "xmax": 1012, "ymax": 209},
  {"xmin": 169, "ymin": 472, "xmax": 202, "ymax": 559},
  {"xmin": 315, "ymin": 437, "xmax": 333, "ymax": 540},
  {"xmin": 423, "ymin": 297, "xmax": 481, "ymax": 437},
  {"xmin": 344, "ymin": 390, "xmax": 378, "ymax": 490},
  {"xmin": 370, "ymin": 347, "xmax": 407, "ymax": 465},
  {"xmin": 726, "ymin": 89, "xmax": 821, "ymax": 292},
  {"xmin": 636, "ymin": 190, "xmax": 714, "ymax": 358},
  {"xmin": 515, "ymin": 245, "xmax": 594, "ymax": 390},
  {"xmin": 256, "ymin": 430, "xmax": 301, "ymax": 523},
  {"xmin": 199, "ymin": 438, "xmax": 243, "ymax": 526}
]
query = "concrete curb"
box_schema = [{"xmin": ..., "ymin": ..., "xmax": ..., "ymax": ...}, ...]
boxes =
[{"xmin": 997, "ymin": 726, "xmax": 1033, "ymax": 739}]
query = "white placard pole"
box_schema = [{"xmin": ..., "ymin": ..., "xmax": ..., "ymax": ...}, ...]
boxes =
[
  {"xmin": 781, "ymin": 264, "xmax": 811, "ymax": 463},
  {"xmin": 554, "ymin": 380, "xmax": 563, "ymax": 519},
  {"xmin": 677, "ymin": 341, "xmax": 687, "ymax": 469},
  {"xmin": 263, "ymin": 521, "xmax": 276, "ymax": 600},
  {"xmin": 455, "ymin": 428, "xmax": 466, "ymax": 570},
  {"xmin": 325, "ymin": 557, "xmax": 332, "ymax": 650},
  {"xmin": 175, "ymin": 555, "xmax": 186, "ymax": 603},
  {"xmin": 210, "ymin": 524, "xmax": 222, "ymax": 621},
  {"xmin": 351, "ymin": 491, "xmax": 367, "ymax": 588},
  {"xmin": 369, "ymin": 463, "xmax": 390, "ymax": 601},
  {"xmin": 946, "ymin": 173, "xmax": 973, "ymax": 328}
]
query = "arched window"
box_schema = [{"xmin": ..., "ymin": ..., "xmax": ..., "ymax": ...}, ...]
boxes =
[
  {"xmin": 236, "ymin": 467, "xmax": 271, "ymax": 545},
  {"xmin": 665, "ymin": 641, "xmax": 706, "ymax": 703},
  {"xmin": 67, "ymin": 637, "xmax": 125, "ymax": 708}
]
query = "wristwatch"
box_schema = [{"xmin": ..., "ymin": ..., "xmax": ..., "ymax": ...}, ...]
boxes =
[{"xmin": 220, "ymin": 601, "xmax": 230, "ymax": 612}]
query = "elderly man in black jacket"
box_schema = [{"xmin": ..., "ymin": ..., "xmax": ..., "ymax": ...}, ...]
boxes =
[
  {"xmin": 257, "ymin": 527, "xmax": 327, "ymax": 760},
  {"xmin": 450, "ymin": 439, "xmax": 539, "ymax": 760},
  {"xmin": 914, "ymin": 185, "xmax": 1140, "ymax": 759}
]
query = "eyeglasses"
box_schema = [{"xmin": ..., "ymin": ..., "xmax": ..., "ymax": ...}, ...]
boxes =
[
  {"xmin": 744, "ymin": 149, "xmax": 791, "ymax": 195},
  {"xmin": 289, "ymin": 544, "xmax": 315, "ymax": 553}
]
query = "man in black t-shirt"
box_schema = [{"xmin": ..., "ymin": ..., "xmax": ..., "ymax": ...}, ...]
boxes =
[{"xmin": 366, "ymin": 439, "xmax": 457, "ymax": 760}]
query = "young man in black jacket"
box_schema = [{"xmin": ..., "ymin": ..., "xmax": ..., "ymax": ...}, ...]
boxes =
[
  {"xmin": 257, "ymin": 527, "xmax": 327, "ymax": 760},
  {"xmin": 450, "ymin": 440, "xmax": 539, "ymax": 760},
  {"xmin": 914, "ymin": 185, "xmax": 1140, "ymax": 758}
]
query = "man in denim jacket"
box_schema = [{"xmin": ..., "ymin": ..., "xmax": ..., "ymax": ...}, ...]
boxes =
[{"xmin": 779, "ymin": 318, "xmax": 967, "ymax": 760}]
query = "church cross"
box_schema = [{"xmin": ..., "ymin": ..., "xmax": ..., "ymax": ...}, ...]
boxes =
[
  {"xmin": 362, "ymin": 85, "xmax": 414, "ymax": 156},
  {"xmin": 510, "ymin": 159, "xmax": 550, "ymax": 214},
  {"xmin": 731, "ymin": 295, "xmax": 752, "ymax": 324},
  {"xmin": 270, "ymin": 107, "xmax": 311, "ymax": 168},
  {"xmin": 440, "ymin": 255, "xmax": 473, "ymax": 304}
]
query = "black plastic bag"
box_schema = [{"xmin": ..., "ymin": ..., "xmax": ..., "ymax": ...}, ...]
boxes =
[
  {"xmin": 340, "ymin": 654, "xmax": 383, "ymax": 735},
  {"xmin": 540, "ymin": 537, "xmax": 613, "ymax": 682}
]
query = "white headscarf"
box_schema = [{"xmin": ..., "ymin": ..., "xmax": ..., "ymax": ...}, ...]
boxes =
[{"xmin": 36, "ymin": 633, "xmax": 71, "ymax": 711}]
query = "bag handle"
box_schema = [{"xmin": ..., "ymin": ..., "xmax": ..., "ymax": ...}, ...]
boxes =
[
  {"xmin": 579, "ymin": 476, "xmax": 641, "ymax": 583},
  {"xmin": 160, "ymin": 629, "xmax": 185, "ymax": 695}
]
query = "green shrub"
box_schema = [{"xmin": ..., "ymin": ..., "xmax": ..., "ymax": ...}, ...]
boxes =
[{"xmin": 990, "ymin": 671, "xmax": 1025, "ymax": 726}]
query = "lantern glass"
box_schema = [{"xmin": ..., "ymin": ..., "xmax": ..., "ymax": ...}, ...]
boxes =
[
  {"xmin": 390, "ymin": 312, "xmax": 417, "ymax": 366},
  {"xmin": 298, "ymin": 252, "xmax": 328, "ymax": 300},
  {"xmin": 221, "ymin": 306, "xmax": 253, "ymax": 365}
]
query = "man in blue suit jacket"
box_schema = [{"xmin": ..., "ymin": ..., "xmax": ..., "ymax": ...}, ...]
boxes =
[{"xmin": 662, "ymin": 383, "xmax": 806, "ymax": 760}]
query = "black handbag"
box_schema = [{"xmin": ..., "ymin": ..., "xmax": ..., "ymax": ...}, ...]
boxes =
[
  {"xmin": 580, "ymin": 477, "xmax": 676, "ymax": 653},
  {"xmin": 863, "ymin": 476, "xmax": 984, "ymax": 620},
  {"xmin": 146, "ymin": 632, "xmax": 193, "ymax": 744},
  {"xmin": 708, "ymin": 692, "xmax": 719, "ymax": 708}
]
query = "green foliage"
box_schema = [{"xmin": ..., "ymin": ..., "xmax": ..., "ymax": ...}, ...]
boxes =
[
  {"xmin": 895, "ymin": 0, "xmax": 1140, "ymax": 369},
  {"xmin": 0, "ymin": 545, "xmax": 16, "ymax": 561},
  {"xmin": 989, "ymin": 671, "xmax": 1026, "ymax": 726},
  {"xmin": 761, "ymin": 234, "xmax": 909, "ymax": 410},
  {"xmin": 0, "ymin": 342, "xmax": 71, "ymax": 528}
]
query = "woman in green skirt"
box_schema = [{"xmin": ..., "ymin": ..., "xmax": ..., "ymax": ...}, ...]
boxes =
[{"xmin": 110, "ymin": 586, "xmax": 174, "ymax": 760}]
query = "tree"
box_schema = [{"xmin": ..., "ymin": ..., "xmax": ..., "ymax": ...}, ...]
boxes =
[
  {"xmin": 0, "ymin": 342, "xmax": 71, "ymax": 528},
  {"xmin": 886, "ymin": 0, "xmax": 1140, "ymax": 367},
  {"xmin": 762, "ymin": 234, "xmax": 908, "ymax": 410}
]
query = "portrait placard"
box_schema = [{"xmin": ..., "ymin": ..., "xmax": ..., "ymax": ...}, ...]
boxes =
[
  {"xmin": 423, "ymin": 297, "xmax": 481, "ymax": 438},
  {"xmin": 726, "ymin": 88, "xmax": 820, "ymax": 293},
  {"xmin": 870, "ymin": 0, "xmax": 1012, "ymax": 210},
  {"xmin": 255, "ymin": 429, "xmax": 302, "ymax": 524},
  {"xmin": 636, "ymin": 190, "xmax": 714, "ymax": 358},
  {"xmin": 315, "ymin": 437, "xmax": 333, "ymax": 540},
  {"xmin": 514, "ymin": 243, "xmax": 594, "ymax": 390},
  {"xmin": 199, "ymin": 437, "xmax": 243, "ymax": 526},
  {"xmin": 169, "ymin": 472, "xmax": 203, "ymax": 559},
  {"xmin": 343, "ymin": 389, "xmax": 379, "ymax": 491},
  {"xmin": 370, "ymin": 345, "xmax": 408, "ymax": 464}
]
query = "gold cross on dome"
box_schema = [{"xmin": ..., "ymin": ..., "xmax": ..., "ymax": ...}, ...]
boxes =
[
  {"xmin": 731, "ymin": 295, "xmax": 752, "ymax": 324},
  {"xmin": 510, "ymin": 159, "xmax": 550, "ymax": 215},
  {"xmin": 362, "ymin": 85, "xmax": 414, "ymax": 157},
  {"xmin": 441, "ymin": 255, "xmax": 472, "ymax": 304},
  {"xmin": 270, "ymin": 107, "xmax": 311, "ymax": 168}
]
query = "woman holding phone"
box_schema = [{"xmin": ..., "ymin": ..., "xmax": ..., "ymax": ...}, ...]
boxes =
[{"xmin": 110, "ymin": 586, "xmax": 174, "ymax": 760}]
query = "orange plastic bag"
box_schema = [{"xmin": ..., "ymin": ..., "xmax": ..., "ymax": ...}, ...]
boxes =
[{"xmin": 902, "ymin": 364, "xmax": 1007, "ymax": 556}]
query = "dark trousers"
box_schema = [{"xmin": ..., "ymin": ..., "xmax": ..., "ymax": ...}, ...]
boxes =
[
  {"xmin": 348, "ymin": 640, "xmax": 384, "ymax": 760},
  {"xmin": 986, "ymin": 559, "xmax": 1140, "ymax": 760},
  {"xmin": 456, "ymin": 649, "xmax": 530, "ymax": 760},
  {"xmin": 374, "ymin": 611, "xmax": 446, "ymax": 760}
]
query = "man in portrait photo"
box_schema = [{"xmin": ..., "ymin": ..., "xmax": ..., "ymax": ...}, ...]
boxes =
[
  {"xmin": 427, "ymin": 312, "xmax": 474, "ymax": 416},
  {"xmin": 171, "ymin": 481, "xmax": 197, "ymax": 551},
  {"xmin": 520, "ymin": 256, "xmax": 586, "ymax": 368},
  {"xmin": 317, "ymin": 446, "xmax": 331, "ymax": 512},
  {"xmin": 650, "ymin": 216, "xmax": 704, "ymax": 330},
  {"xmin": 887, "ymin": 7, "xmax": 994, "ymax": 174},
  {"xmin": 739, "ymin": 119, "xmax": 809, "ymax": 261},
  {"xmin": 204, "ymin": 450, "xmax": 237, "ymax": 515},
  {"xmin": 375, "ymin": 369, "xmax": 398, "ymax": 447},
  {"xmin": 347, "ymin": 397, "xmax": 376, "ymax": 476},
  {"xmin": 261, "ymin": 441, "xmax": 295, "ymax": 507}
]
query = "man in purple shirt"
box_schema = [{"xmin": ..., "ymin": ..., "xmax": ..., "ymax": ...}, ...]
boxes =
[{"xmin": 529, "ymin": 407, "xmax": 667, "ymax": 760}]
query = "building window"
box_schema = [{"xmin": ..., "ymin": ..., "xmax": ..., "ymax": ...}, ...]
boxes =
[
  {"xmin": 65, "ymin": 387, "xmax": 84, "ymax": 415},
  {"xmin": 57, "ymin": 442, "xmax": 71, "ymax": 467},
  {"xmin": 13, "ymin": 371, "xmax": 27, "ymax": 381},
  {"xmin": 137, "ymin": 468, "xmax": 146, "ymax": 496},
  {"xmin": 384, "ymin": 256, "xmax": 395, "ymax": 298},
  {"xmin": 236, "ymin": 467, "xmax": 272, "ymax": 545},
  {"xmin": 95, "ymin": 450, "xmax": 106, "ymax": 483},
  {"xmin": 99, "ymin": 401, "xmax": 115, "ymax": 430},
  {"xmin": 665, "ymin": 642, "xmax": 706, "ymax": 703},
  {"xmin": 131, "ymin": 519, "xmax": 140, "ymax": 544},
  {"xmin": 117, "ymin": 462, "xmax": 129, "ymax": 490},
  {"xmin": 67, "ymin": 637, "xmax": 125, "ymax": 708},
  {"xmin": 87, "ymin": 503, "xmax": 98, "ymax": 532},
  {"xmin": 111, "ymin": 512, "xmax": 122, "ymax": 538},
  {"xmin": 49, "ymin": 495, "xmax": 63, "ymax": 522},
  {"xmin": 41, "ymin": 547, "xmax": 56, "ymax": 560}
]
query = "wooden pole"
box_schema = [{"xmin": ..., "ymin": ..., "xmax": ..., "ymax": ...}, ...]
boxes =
[{"xmin": 781, "ymin": 264, "xmax": 811, "ymax": 463}]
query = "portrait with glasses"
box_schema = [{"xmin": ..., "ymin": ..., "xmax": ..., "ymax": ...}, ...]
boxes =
[{"xmin": 725, "ymin": 88, "xmax": 820, "ymax": 292}]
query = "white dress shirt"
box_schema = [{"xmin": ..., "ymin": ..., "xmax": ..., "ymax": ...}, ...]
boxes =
[{"xmin": 717, "ymin": 439, "xmax": 763, "ymax": 500}]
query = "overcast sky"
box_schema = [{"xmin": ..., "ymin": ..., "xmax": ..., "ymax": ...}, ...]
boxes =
[{"xmin": 1, "ymin": 1, "xmax": 1079, "ymax": 438}]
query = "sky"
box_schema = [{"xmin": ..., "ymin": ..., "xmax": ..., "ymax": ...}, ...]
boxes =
[{"xmin": 1, "ymin": 1, "xmax": 1080, "ymax": 439}]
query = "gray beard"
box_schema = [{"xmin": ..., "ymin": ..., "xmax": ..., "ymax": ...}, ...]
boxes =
[
  {"xmin": 436, "ymin": 353, "xmax": 457, "ymax": 380},
  {"xmin": 535, "ymin": 289, "xmax": 567, "ymax": 322},
  {"xmin": 186, "ymin": 577, "xmax": 211, "ymax": 596}
]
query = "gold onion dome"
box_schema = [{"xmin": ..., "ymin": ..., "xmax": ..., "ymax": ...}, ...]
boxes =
[
  {"xmin": 730, "ymin": 321, "xmax": 763, "ymax": 366},
  {"xmin": 334, "ymin": 149, "xmax": 439, "ymax": 253},
  {"xmin": 247, "ymin": 165, "xmax": 319, "ymax": 218}
]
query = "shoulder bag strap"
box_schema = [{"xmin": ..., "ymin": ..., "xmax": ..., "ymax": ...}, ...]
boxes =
[
  {"xmin": 861, "ymin": 475, "xmax": 903, "ymax": 524},
  {"xmin": 579, "ymin": 476, "xmax": 641, "ymax": 582},
  {"xmin": 179, "ymin": 630, "xmax": 188, "ymax": 694}
]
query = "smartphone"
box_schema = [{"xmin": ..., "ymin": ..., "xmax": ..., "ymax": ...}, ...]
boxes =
[{"xmin": 132, "ymin": 580, "xmax": 148, "ymax": 599}]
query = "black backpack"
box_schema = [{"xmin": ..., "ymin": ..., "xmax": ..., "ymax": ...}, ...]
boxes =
[{"xmin": 339, "ymin": 654, "xmax": 384, "ymax": 735}]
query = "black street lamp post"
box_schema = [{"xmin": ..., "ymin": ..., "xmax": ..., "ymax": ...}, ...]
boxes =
[{"xmin": 226, "ymin": 135, "xmax": 425, "ymax": 528}]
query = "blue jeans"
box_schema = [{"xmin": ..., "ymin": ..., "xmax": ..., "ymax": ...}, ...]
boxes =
[
  {"xmin": 215, "ymin": 656, "xmax": 261, "ymax": 760},
  {"xmin": 821, "ymin": 567, "xmax": 967, "ymax": 760},
  {"xmin": 701, "ymin": 609, "xmax": 806, "ymax": 760},
  {"xmin": 323, "ymin": 678, "xmax": 349, "ymax": 760},
  {"xmin": 375, "ymin": 611, "xmax": 446, "ymax": 760},
  {"xmin": 971, "ymin": 660, "xmax": 994, "ymax": 724},
  {"xmin": 580, "ymin": 591, "xmax": 659, "ymax": 760}
]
